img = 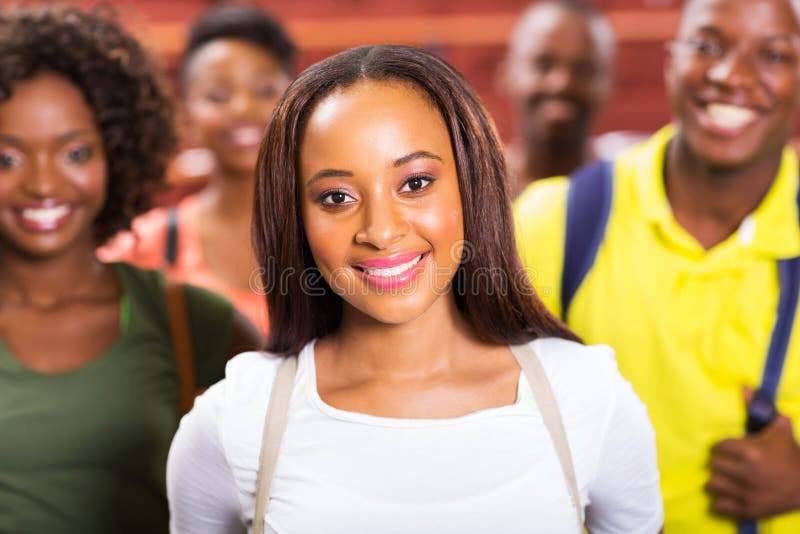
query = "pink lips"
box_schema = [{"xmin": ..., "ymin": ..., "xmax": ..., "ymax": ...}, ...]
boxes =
[
  {"xmin": 353, "ymin": 251, "xmax": 429, "ymax": 291},
  {"xmin": 355, "ymin": 250, "xmax": 425, "ymax": 269}
]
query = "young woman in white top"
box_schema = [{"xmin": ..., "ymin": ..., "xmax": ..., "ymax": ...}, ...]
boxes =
[{"xmin": 167, "ymin": 44, "xmax": 664, "ymax": 534}]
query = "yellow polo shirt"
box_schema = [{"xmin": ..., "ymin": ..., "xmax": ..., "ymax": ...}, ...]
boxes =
[{"xmin": 514, "ymin": 126, "xmax": 800, "ymax": 533}]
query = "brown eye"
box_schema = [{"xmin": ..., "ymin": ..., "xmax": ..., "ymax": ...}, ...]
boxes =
[
  {"xmin": 66, "ymin": 145, "xmax": 93, "ymax": 163},
  {"xmin": 533, "ymin": 55, "xmax": 555, "ymax": 74},
  {"xmin": 400, "ymin": 175, "xmax": 434, "ymax": 193},
  {"xmin": 0, "ymin": 152, "xmax": 22, "ymax": 170},
  {"xmin": 686, "ymin": 37, "xmax": 723, "ymax": 58},
  {"xmin": 205, "ymin": 91, "xmax": 230, "ymax": 103},
  {"xmin": 0, "ymin": 152, "xmax": 19, "ymax": 169},
  {"xmin": 319, "ymin": 189, "xmax": 356, "ymax": 206},
  {"xmin": 759, "ymin": 48, "xmax": 792, "ymax": 65}
]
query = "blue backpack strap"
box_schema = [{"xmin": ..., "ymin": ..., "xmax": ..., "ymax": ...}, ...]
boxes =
[
  {"xmin": 164, "ymin": 206, "xmax": 179, "ymax": 267},
  {"xmin": 746, "ymin": 256, "xmax": 800, "ymax": 435},
  {"xmin": 738, "ymin": 186, "xmax": 800, "ymax": 534},
  {"xmin": 561, "ymin": 160, "xmax": 614, "ymax": 319}
]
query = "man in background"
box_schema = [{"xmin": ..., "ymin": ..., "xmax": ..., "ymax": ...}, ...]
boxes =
[
  {"xmin": 499, "ymin": 0, "xmax": 616, "ymax": 195},
  {"xmin": 515, "ymin": 0, "xmax": 800, "ymax": 531}
]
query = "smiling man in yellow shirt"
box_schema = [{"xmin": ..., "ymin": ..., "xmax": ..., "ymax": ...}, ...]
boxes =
[{"xmin": 514, "ymin": 0, "xmax": 800, "ymax": 533}]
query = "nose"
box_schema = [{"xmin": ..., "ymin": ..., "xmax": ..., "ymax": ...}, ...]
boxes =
[
  {"xmin": 22, "ymin": 154, "xmax": 59, "ymax": 197},
  {"xmin": 545, "ymin": 65, "xmax": 573, "ymax": 94},
  {"xmin": 229, "ymin": 91, "xmax": 255, "ymax": 119},
  {"xmin": 706, "ymin": 49, "xmax": 757, "ymax": 89},
  {"xmin": 354, "ymin": 197, "xmax": 409, "ymax": 250}
]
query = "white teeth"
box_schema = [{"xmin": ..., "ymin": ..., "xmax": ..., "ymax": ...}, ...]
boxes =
[
  {"xmin": 230, "ymin": 126, "xmax": 263, "ymax": 146},
  {"xmin": 706, "ymin": 103, "xmax": 756, "ymax": 129},
  {"xmin": 362, "ymin": 255, "xmax": 423, "ymax": 277},
  {"xmin": 22, "ymin": 205, "xmax": 70, "ymax": 223}
]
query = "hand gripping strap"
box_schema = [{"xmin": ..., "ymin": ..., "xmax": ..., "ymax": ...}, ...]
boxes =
[
  {"xmin": 739, "ymin": 258, "xmax": 800, "ymax": 534},
  {"xmin": 738, "ymin": 188, "xmax": 800, "ymax": 534},
  {"xmin": 253, "ymin": 355, "xmax": 298, "ymax": 534},
  {"xmin": 510, "ymin": 344, "xmax": 585, "ymax": 532},
  {"xmin": 561, "ymin": 160, "xmax": 614, "ymax": 320}
]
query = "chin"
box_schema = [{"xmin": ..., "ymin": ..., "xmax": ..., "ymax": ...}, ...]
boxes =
[
  {"xmin": 219, "ymin": 154, "xmax": 260, "ymax": 177},
  {"xmin": 697, "ymin": 149, "xmax": 756, "ymax": 170},
  {"xmin": 346, "ymin": 294, "xmax": 442, "ymax": 326},
  {"xmin": 681, "ymin": 132, "xmax": 762, "ymax": 171}
]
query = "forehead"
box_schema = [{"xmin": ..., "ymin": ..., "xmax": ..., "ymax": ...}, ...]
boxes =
[
  {"xmin": 0, "ymin": 72, "xmax": 96, "ymax": 135},
  {"xmin": 679, "ymin": 0, "xmax": 800, "ymax": 38},
  {"xmin": 184, "ymin": 38, "xmax": 283, "ymax": 84},
  {"xmin": 510, "ymin": 7, "xmax": 597, "ymax": 58},
  {"xmin": 300, "ymin": 80, "xmax": 451, "ymax": 168}
]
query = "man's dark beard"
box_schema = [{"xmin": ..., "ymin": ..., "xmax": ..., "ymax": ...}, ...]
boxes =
[{"xmin": 522, "ymin": 93, "xmax": 591, "ymax": 146}]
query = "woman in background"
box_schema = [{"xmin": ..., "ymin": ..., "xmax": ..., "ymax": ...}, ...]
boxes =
[
  {"xmin": 168, "ymin": 45, "xmax": 663, "ymax": 534},
  {"xmin": 0, "ymin": 7, "xmax": 261, "ymax": 533},
  {"xmin": 100, "ymin": 4, "xmax": 296, "ymax": 336}
]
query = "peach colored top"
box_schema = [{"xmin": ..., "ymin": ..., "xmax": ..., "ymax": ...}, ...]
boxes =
[{"xmin": 99, "ymin": 195, "xmax": 268, "ymax": 336}]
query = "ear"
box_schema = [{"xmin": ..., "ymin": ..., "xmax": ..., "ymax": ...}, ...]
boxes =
[{"xmin": 596, "ymin": 68, "xmax": 614, "ymax": 106}]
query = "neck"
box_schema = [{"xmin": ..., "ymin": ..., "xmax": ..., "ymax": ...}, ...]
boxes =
[
  {"xmin": 665, "ymin": 137, "xmax": 782, "ymax": 247},
  {"xmin": 520, "ymin": 136, "xmax": 591, "ymax": 186},
  {"xmin": 330, "ymin": 294, "xmax": 478, "ymax": 380},
  {"xmin": 197, "ymin": 168, "xmax": 256, "ymax": 220},
  {"xmin": 0, "ymin": 240, "xmax": 113, "ymax": 308}
]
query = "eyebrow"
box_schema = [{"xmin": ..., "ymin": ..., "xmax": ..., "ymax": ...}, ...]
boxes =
[
  {"xmin": 691, "ymin": 25, "xmax": 798, "ymax": 43},
  {"xmin": 306, "ymin": 168, "xmax": 353, "ymax": 186},
  {"xmin": 393, "ymin": 150, "xmax": 442, "ymax": 167},
  {"xmin": 56, "ymin": 129, "xmax": 97, "ymax": 143},
  {"xmin": 764, "ymin": 35, "xmax": 800, "ymax": 44},
  {"xmin": 0, "ymin": 134, "xmax": 21, "ymax": 147},
  {"xmin": 0, "ymin": 128, "xmax": 97, "ymax": 147},
  {"xmin": 306, "ymin": 150, "xmax": 443, "ymax": 186}
]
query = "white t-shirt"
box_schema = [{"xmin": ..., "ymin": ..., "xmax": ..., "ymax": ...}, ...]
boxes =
[{"xmin": 167, "ymin": 338, "xmax": 663, "ymax": 534}]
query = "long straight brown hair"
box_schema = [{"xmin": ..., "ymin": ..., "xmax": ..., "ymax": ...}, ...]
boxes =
[{"xmin": 253, "ymin": 45, "xmax": 578, "ymax": 355}]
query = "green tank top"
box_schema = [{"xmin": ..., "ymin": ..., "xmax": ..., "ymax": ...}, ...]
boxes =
[{"xmin": 0, "ymin": 263, "xmax": 235, "ymax": 534}]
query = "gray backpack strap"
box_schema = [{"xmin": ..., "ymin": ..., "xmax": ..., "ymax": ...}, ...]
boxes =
[
  {"xmin": 510, "ymin": 343, "xmax": 585, "ymax": 532},
  {"xmin": 253, "ymin": 355, "xmax": 298, "ymax": 534}
]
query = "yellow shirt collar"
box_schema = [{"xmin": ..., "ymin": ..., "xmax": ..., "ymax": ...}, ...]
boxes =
[{"xmin": 629, "ymin": 125, "xmax": 800, "ymax": 259}]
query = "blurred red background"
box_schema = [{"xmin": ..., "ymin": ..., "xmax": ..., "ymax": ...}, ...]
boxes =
[{"xmin": 5, "ymin": 0, "xmax": 684, "ymax": 192}]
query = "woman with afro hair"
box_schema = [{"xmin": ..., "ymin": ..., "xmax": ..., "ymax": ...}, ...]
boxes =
[{"xmin": 0, "ymin": 6, "xmax": 262, "ymax": 533}]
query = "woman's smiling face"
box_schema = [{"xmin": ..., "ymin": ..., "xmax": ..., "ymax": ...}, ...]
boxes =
[
  {"xmin": 0, "ymin": 72, "xmax": 107, "ymax": 259},
  {"xmin": 183, "ymin": 38, "xmax": 291, "ymax": 177},
  {"xmin": 298, "ymin": 80, "xmax": 464, "ymax": 325}
]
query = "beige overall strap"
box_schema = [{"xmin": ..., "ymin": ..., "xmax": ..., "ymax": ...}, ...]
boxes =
[
  {"xmin": 253, "ymin": 355, "xmax": 298, "ymax": 534},
  {"xmin": 510, "ymin": 343, "xmax": 585, "ymax": 532}
]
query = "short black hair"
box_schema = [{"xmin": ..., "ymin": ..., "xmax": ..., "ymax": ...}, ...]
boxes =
[
  {"xmin": 511, "ymin": 0, "xmax": 616, "ymax": 64},
  {"xmin": 0, "ymin": 5, "xmax": 177, "ymax": 244},
  {"xmin": 181, "ymin": 3, "xmax": 296, "ymax": 80}
]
